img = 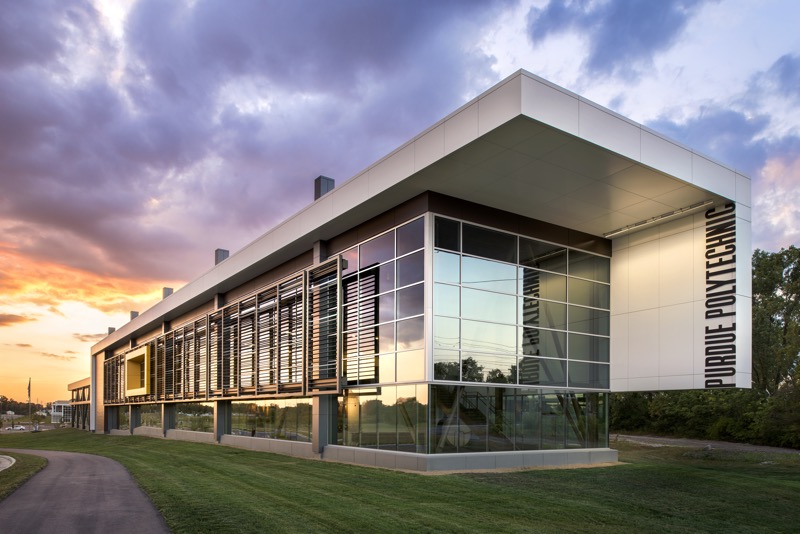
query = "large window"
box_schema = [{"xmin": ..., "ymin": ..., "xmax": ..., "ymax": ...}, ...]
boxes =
[
  {"xmin": 231, "ymin": 399, "xmax": 312, "ymax": 442},
  {"xmin": 342, "ymin": 217, "xmax": 425, "ymax": 386},
  {"xmin": 433, "ymin": 217, "xmax": 610, "ymax": 389}
]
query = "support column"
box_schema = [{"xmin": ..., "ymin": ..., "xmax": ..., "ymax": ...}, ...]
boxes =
[
  {"xmin": 130, "ymin": 405, "xmax": 141, "ymax": 434},
  {"xmin": 162, "ymin": 403, "xmax": 176, "ymax": 437},
  {"xmin": 312, "ymin": 395, "xmax": 336, "ymax": 454},
  {"xmin": 214, "ymin": 400, "xmax": 232, "ymax": 443}
]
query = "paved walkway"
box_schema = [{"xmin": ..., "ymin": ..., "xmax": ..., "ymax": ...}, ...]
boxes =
[
  {"xmin": 0, "ymin": 449, "xmax": 170, "ymax": 534},
  {"xmin": 615, "ymin": 434, "xmax": 800, "ymax": 454}
]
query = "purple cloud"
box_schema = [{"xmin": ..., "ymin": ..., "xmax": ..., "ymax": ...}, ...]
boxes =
[{"xmin": 527, "ymin": 0, "xmax": 710, "ymax": 79}]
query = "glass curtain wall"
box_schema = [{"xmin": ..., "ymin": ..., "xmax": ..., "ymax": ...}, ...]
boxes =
[
  {"xmin": 432, "ymin": 216, "xmax": 611, "ymax": 389},
  {"xmin": 231, "ymin": 399, "xmax": 312, "ymax": 442}
]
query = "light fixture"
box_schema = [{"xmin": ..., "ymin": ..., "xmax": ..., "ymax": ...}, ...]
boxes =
[{"xmin": 603, "ymin": 199, "xmax": 715, "ymax": 239}]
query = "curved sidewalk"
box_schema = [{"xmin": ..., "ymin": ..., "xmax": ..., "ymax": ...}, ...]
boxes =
[{"xmin": 0, "ymin": 449, "xmax": 170, "ymax": 534}]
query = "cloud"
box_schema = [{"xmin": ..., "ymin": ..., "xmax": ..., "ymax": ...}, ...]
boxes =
[
  {"xmin": 39, "ymin": 352, "xmax": 78, "ymax": 362},
  {"xmin": 16, "ymin": 343, "xmax": 33, "ymax": 348},
  {"xmin": 526, "ymin": 0, "xmax": 709, "ymax": 80},
  {"xmin": 0, "ymin": 314, "xmax": 35, "ymax": 327},
  {"xmin": 0, "ymin": 0, "xmax": 513, "ymax": 314},
  {"xmin": 73, "ymin": 332, "xmax": 106, "ymax": 343}
]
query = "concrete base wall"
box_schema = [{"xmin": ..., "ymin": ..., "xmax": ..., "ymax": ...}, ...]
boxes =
[
  {"xmin": 109, "ymin": 429, "xmax": 130, "ymax": 436},
  {"xmin": 166, "ymin": 429, "xmax": 216, "ymax": 444},
  {"xmin": 220, "ymin": 435, "xmax": 317, "ymax": 459},
  {"xmin": 133, "ymin": 426, "xmax": 163, "ymax": 438},
  {"xmin": 321, "ymin": 446, "xmax": 618, "ymax": 472}
]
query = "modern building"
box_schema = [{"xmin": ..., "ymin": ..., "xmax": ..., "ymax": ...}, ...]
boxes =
[
  {"xmin": 88, "ymin": 70, "xmax": 751, "ymax": 471},
  {"xmin": 51, "ymin": 400, "xmax": 72, "ymax": 424},
  {"xmin": 68, "ymin": 377, "xmax": 91, "ymax": 430}
]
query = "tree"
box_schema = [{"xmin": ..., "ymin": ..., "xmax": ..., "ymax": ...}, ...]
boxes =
[{"xmin": 752, "ymin": 246, "xmax": 800, "ymax": 396}]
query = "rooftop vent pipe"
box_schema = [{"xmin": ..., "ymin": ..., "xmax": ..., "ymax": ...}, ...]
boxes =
[
  {"xmin": 314, "ymin": 176, "xmax": 335, "ymax": 200},
  {"xmin": 215, "ymin": 248, "xmax": 230, "ymax": 265}
]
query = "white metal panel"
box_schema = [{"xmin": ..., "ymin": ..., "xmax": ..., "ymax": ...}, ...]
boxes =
[
  {"xmin": 692, "ymin": 154, "xmax": 736, "ymax": 199},
  {"xmin": 579, "ymin": 100, "xmax": 642, "ymax": 161},
  {"xmin": 521, "ymin": 75, "xmax": 580, "ymax": 136},
  {"xmin": 641, "ymin": 129, "xmax": 692, "ymax": 180}
]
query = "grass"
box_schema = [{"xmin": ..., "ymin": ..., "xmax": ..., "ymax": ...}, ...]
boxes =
[
  {"xmin": 2, "ymin": 429, "xmax": 800, "ymax": 533},
  {"xmin": 0, "ymin": 451, "xmax": 47, "ymax": 502}
]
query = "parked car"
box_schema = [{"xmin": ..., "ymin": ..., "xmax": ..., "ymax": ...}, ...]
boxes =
[{"xmin": 4, "ymin": 425, "xmax": 26, "ymax": 431}]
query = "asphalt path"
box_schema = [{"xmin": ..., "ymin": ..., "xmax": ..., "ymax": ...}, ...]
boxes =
[
  {"xmin": 0, "ymin": 449, "xmax": 170, "ymax": 534},
  {"xmin": 614, "ymin": 434, "xmax": 800, "ymax": 454}
]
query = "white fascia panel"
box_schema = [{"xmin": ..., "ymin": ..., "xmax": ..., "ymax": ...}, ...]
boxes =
[
  {"xmin": 579, "ymin": 100, "xmax": 641, "ymax": 162},
  {"xmin": 414, "ymin": 123, "xmax": 445, "ymax": 173},
  {"xmin": 692, "ymin": 153, "xmax": 736, "ymax": 199},
  {"xmin": 478, "ymin": 75, "xmax": 522, "ymax": 137},
  {"xmin": 368, "ymin": 144, "xmax": 415, "ymax": 196},
  {"xmin": 520, "ymin": 75, "xmax": 580, "ymax": 136},
  {"xmin": 736, "ymin": 173, "xmax": 752, "ymax": 207},
  {"xmin": 641, "ymin": 130, "xmax": 692, "ymax": 181},
  {"xmin": 444, "ymin": 102, "xmax": 479, "ymax": 154}
]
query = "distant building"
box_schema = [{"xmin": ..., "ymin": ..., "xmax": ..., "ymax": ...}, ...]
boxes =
[
  {"xmin": 86, "ymin": 71, "xmax": 751, "ymax": 471},
  {"xmin": 51, "ymin": 400, "xmax": 72, "ymax": 424},
  {"xmin": 69, "ymin": 378, "xmax": 91, "ymax": 430}
]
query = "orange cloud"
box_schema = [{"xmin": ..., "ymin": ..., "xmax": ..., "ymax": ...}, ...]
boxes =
[
  {"xmin": 0, "ymin": 242, "xmax": 182, "ymax": 314},
  {"xmin": 0, "ymin": 313, "xmax": 35, "ymax": 327}
]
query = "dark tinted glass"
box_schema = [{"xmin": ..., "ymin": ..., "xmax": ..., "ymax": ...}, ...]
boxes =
[
  {"xmin": 568, "ymin": 306, "xmax": 609, "ymax": 336},
  {"xmin": 518, "ymin": 357, "xmax": 566, "ymax": 387},
  {"xmin": 568, "ymin": 250, "xmax": 610, "ymax": 282},
  {"xmin": 397, "ymin": 250, "xmax": 424, "ymax": 287},
  {"xmin": 462, "ymin": 224, "xmax": 516, "ymax": 263},
  {"xmin": 341, "ymin": 247, "xmax": 358, "ymax": 276},
  {"xmin": 568, "ymin": 333, "xmax": 609, "ymax": 362},
  {"xmin": 397, "ymin": 316, "xmax": 424, "ymax": 350},
  {"xmin": 520, "ymin": 327, "xmax": 566, "ymax": 359},
  {"xmin": 568, "ymin": 361, "xmax": 609, "ymax": 389},
  {"xmin": 360, "ymin": 231, "xmax": 394, "ymax": 269},
  {"xmin": 397, "ymin": 217, "xmax": 424, "ymax": 256},
  {"xmin": 397, "ymin": 284, "xmax": 424, "ymax": 319},
  {"xmin": 434, "ymin": 217, "xmax": 460, "ymax": 251},
  {"xmin": 519, "ymin": 238, "xmax": 566, "ymax": 272}
]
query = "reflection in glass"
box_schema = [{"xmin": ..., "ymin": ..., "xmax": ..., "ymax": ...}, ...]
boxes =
[
  {"xmin": 569, "ymin": 250, "xmax": 610, "ymax": 282},
  {"xmin": 519, "ymin": 298, "xmax": 567, "ymax": 330},
  {"xmin": 433, "ymin": 349, "xmax": 460, "ymax": 380},
  {"xmin": 568, "ymin": 333, "xmax": 609, "ymax": 362},
  {"xmin": 461, "ymin": 319, "xmax": 516, "ymax": 354},
  {"xmin": 435, "ymin": 217, "xmax": 460, "ymax": 252},
  {"xmin": 460, "ymin": 352, "xmax": 517, "ymax": 383},
  {"xmin": 568, "ymin": 306, "xmax": 610, "ymax": 335},
  {"xmin": 541, "ymin": 393, "xmax": 565, "ymax": 449},
  {"xmin": 397, "ymin": 250, "xmax": 424, "ymax": 287},
  {"xmin": 519, "ymin": 238, "xmax": 566, "ymax": 273},
  {"xmin": 341, "ymin": 247, "xmax": 358, "ymax": 276},
  {"xmin": 139, "ymin": 404, "xmax": 161, "ymax": 428},
  {"xmin": 568, "ymin": 278, "xmax": 610, "ymax": 309},
  {"xmin": 378, "ymin": 353, "xmax": 396, "ymax": 383},
  {"xmin": 397, "ymin": 284, "xmax": 424, "ymax": 318},
  {"xmin": 516, "ymin": 393, "xmax": 541, "ymax": 450},
  {"xmin": 518, "ymin": 357, "xmax": 566, "ymax": 387},
  {"xmin": 462, "ymin": 223, "xmax": 516, "ymax": 263},
  {"xmin": 360, "ymin": 231, "xmax": 394, "ymax": 269},
  {"xmin": 519, "ymin": 267, "xmax": 566, "ymax": 302},
  {"xmin": 378, "ymin": 292, "xmax": 395, "ymax": 323},
  {"xmin": 378, "ymin": 323, "xmax": 395, "ymax": 354},
  {"xmin": 462, "ymin": 256, "xmax": 516, "ymax": 294},
  {"xmin": 434, "ymin": 283, "xmax": 459, "ymax": 317},
  {"xmin": 462, "ymin": 288, "xmax": 516, "ymax": 324},
  {"xmin": 396, "ymin": 349, "xmax": 424, "ymax": 381},
  {"xmin": 397, "ymin": 217, "xmax": 424, "ymax": 256},
  {"xmin": 520, "ymin": 327, "xmax": 566, "ymax": 359},
  {"xmin": 434, "ymin": 316, "xmax": 459, "ymax": 350},
  {"xmin": 176, "ymin": 402, "xmax": 214, "ymax": 432},
  {"xmin": 396, "ymin": 316, "xmax": 424, "ymax": 350},
  {"xmin": 434, "ymin": 250, "xmax": 460, "ymax": 284},
  {"xmin": 568, "ymin": 361, "xmax": 610, "ymax": 389}
]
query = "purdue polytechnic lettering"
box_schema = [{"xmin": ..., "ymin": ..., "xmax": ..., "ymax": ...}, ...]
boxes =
[{"xmin": 704, "ymin": 203, "xmax": 736, "ymax": 388}]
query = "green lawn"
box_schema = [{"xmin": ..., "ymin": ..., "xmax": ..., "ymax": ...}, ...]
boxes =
[{"xmin": 2, "ymin": 429, "xmax": 799, "ymax": 533}]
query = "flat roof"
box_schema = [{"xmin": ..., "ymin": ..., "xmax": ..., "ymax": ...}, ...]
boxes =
[{"xmin": 93, "ymin": 70, "xmax": 750, "ymax": 355}]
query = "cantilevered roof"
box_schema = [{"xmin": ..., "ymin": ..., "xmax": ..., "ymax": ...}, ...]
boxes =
[{"xmin": 93, "ymin": 70, "xmax": 751, "ymax": 354}]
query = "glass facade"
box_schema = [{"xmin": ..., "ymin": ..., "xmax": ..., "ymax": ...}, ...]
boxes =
[
  {"xmin": 102, "ymin": 212, "xmax": 610, "ymax": 456},
  {"xmin": 175, "ymin": 402, "xmax": 213, "ymax": 432},
  {"xmin": 432, "ymin": 216, "xmax": 611, "ymax": 390},
  {"xmin": 231, "ymin": 399, "xmax": 312, "ymax": 442}
]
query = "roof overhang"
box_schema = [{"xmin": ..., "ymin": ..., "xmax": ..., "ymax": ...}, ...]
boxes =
[{"xmin": 93, "ymin": 70, "xmax": 749, "ymax": 355}]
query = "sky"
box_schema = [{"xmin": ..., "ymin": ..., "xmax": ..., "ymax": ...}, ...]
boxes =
[{"xmin": 1, "ymin": 0, "xmax": 798, "ymax": 404}]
